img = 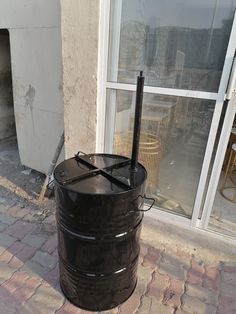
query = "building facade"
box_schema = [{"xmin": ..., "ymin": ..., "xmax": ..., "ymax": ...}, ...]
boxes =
[
  {"xmin": 1, "ymin": 0, "xmax": 236, "ymax": 241},
  {"xmin": 70, "ymin": 0, "xmax": 236, "ymax": 241},
  {"xmin": 0, "ymin": 0, "xmax": 64, "ymax": 173}
]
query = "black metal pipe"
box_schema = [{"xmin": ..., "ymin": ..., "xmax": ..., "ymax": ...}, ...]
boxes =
[{"xmin": 131, "ymin": 71, "xmax": 145, "ymax": 171}]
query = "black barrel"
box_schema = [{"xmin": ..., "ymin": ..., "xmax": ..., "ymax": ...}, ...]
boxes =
[{"xmin": 54, "ymin": 152, "xmax": 148, "ymax": 311}]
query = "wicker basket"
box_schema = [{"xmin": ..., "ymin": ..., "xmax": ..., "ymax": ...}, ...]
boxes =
[{"xmin": 114, "ymin": 132, "xmax": 162, "ymax": 192}]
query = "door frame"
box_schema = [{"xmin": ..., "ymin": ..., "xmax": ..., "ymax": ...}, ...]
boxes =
[
  {"xmin": 200, "ymin": 88, "xmax": 236, "ymax": 229},
  {"xmin": 97, "ymin": 0, "xmax": 236, "ymax": 230},
  {"xmin": 192, "ymin": 11, "xmax": 236, "ymax": 228}
]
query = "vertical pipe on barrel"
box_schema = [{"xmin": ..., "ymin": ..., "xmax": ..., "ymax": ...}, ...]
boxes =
[{"xmin": 131, "ymin": 71, "xmax": 145, "ymax": 172}]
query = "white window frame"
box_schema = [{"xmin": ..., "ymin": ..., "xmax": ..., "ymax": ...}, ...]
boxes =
[{"xmin": 97, "ymin": 0, "xmax": 236, "ymax": 231}]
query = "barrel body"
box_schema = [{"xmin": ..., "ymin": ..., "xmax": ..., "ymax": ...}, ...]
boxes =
[{"xmin": 54, "ymin": 154, "xmax": 147, "ymax": 311}]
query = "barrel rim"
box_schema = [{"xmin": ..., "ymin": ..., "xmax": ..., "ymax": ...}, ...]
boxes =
[{"xmin": 54, "ymin": 153, "xmax": 147, "ymax": 196}]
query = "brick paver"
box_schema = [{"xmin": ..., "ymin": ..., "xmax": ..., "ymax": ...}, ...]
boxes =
[
  {"xmin": 0, "ymin": 196, "xmax": 235, "ymax": 313},
  {"xmin": 5, "ymin": 220, "xmax": 36, "ymax": 240},
  {"xmin": 32, "ymin": 250, "xmax": 57, "ymax": 270},
  {"xmin": 0, "ymin": 214, "xmax": 18, "ymax": 225},
  {"xmin": 56, "ymin": 300, "xmax": 81, "ymax": 314},
  {"xmin": 12, "ymin": 242, "xmax": 37, "ymax": 263},
  {"xmin": 22, "ymin": 233, "xmax": 46, "ymax": 249},
  {"xmin": 0, "ymin": 262, "xmax": 19, "ymax": 284},
  {"xmin": 23, "ymin": 282, "xmax": 64, "ymax": 314},
  {"xmin": 41, "ymin": 234, "xmax": 57, "ymax": 254},
  {"xmin": 1, "ymin": 271, "xmax": 29, "ymax": 293}
]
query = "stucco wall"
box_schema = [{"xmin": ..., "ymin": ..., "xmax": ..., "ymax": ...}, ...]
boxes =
[
  {"xmin": 0, "ymin": 31, "xmax": 15, "ymax": 140},
  {"xmin": 60, "ymin": 0, "xmax": 99, "ymax": 158},
  {"xmin": 0, "ymin": 0, "xmax": 64, "ymax": 173}
]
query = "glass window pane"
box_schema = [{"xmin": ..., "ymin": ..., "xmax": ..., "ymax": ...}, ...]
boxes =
[
  {"xmin": 105, "ymin": 89, "xmax": 215, "ymax": 217},
  {"xmin": 108, "ymin": 0, "xmax": 236, "ymax": 92}
]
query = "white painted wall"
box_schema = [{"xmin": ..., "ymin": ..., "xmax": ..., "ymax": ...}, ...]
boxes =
[
  {"xmin": 0, "ymin": 0, "xmax": 64, "ymax": 173},
  {"xmin": 60, "ymin": 0, "xmax": 99, "ymax": 158},
  {"xmin": 0, "ymin": 31, "xmax": 15, "ymax": 140}
]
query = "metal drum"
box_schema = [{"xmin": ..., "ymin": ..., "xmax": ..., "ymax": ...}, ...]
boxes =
[{"xmin": 54, "ymin": 152, "xmax": 153, "ymax": 311}]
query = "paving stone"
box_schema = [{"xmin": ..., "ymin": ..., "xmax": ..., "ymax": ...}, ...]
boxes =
[
  {"xmin": 21, "ymin": 260, "xmax": 49, "ymax": 279},
  {"xmin": 147, "ymin": 271, "xmax": 169, "ymax": 302},
  {"xmin": 119, "ymin": 289, "xmax": 142, "ymax": 314},
  {"xmin": 99, "ymin": 309, "xmax": 119, "ymax": 314},
  {"xmin": 142, "ymin": 247, "xmax": 161, "ymax": 270},
  {"xmin": 187, "ymin": 269, "xmax": 202, "ymax": 285},
  {"xmin": 6, "ymin": 221, "xmax": 36, "ymax": 240},
  {"xmin": 221, "ymin": 271, "xmax": 236, "ymax": 286},
  {"xmin": 0, "ymin": 298, "xmax": 19, "ymax": 314},
  {"xmin": 80, "ymin": 310, "xmax": 96, "ymax": 314},
  {"xmin": 13, "ymin": 276, "xmax": 42, "ymax": 306},
  {"xmin": 52, "ymin": 246, "xmax": 58, "ymax": 254},
  {"xmin": 203, "ymin": 265, "xmax": 219, "ymax": 290},
  {"xmin": 23, "ymin": 283, "xmax": 64, "ymax": 314},
  {"xmin": 139, "ymin": 264, "xmax": 153, "ymax": 282},
  {"xmin": 221, "ymin": 262, "xmax": 236, "ymax": 273},
  {"xmin": 14, "ymin": 244, "xmax": 36, "ymax": 263},
  {"xmin": 186, "ymin": 283, "xmax": 218, "ymax": 305},
  {"xmin": 191, "ymin": 259, "xmax": 205, "ymax": 275},
  {"xmin": 218, "ymin": 305, "xmax": 236, "ymax": 314},
  {"xmin": 159, "ymin": 254, "xmax": 186, "ymax": 281},
  {"xmin": 13, "ymin": 207, "xmax": 31, "ymax": 218},
  {"xmin": 220, "ymin": 282, "xmax": 236, "ymax": 300},
  {"xmin": 0, "ymin": 215, "xmax": 17, "ymax": 225},
  {"xmin": 9, "ymin": 256, "xmax": 24, "ymax": 269},
  {"xmin": 11, "ymin": 243, "xmax": 37, "ymax": 263},
  {"xmin": 8, "ymin": 241, "xmax": 27, "ymax": 255},
  {"xmin": 23, "ymin": 213, "xmax": 39, "ymax": 223},
  {"xmin": 0, "ymin": 262, "xmax": 17, "ymax": 284},
  {"xmin": 0, "ymin": 222, "xmax": 8, "ymax": 232},
  {"xmin": 43, "ymin": 214, "xmax": 56, "ymax": 224},
  {"xmin": 0, "ymin": 197, "xmax": 6, "ymax": 204},
  {"xmin": 44, "ymin": 264, "xmax": 59, "ymax": 288},
  {"xmin": 22, "ymin": 234, "xmax": 46, "ymax": 249},
  {"xmin": 181, "ymin": 294, "xmax": 217, "ymax": 314},
  {"xmin": 0, "ymin": 232, "xmax": 17, "ymax": 248},
  {"xmin": 175, "ymin": 248, "xmax": 192, "ymax": 263},
  {"xmin": 0, "ymin": 249, "xmax": 13, "ymax": 263},
  {"xmin": 7, "ymin": 205, "xmax": 21, "ymax": 217},
  {"xmin": 139, "ymin": 242, "xmax": 149, "ymax": 264},
  {"xmin": 43, "ymin": 222, "xmax": 57, "ymax": 234},
  {"xmin": 187, "ymin": 259, "xmax": 205, "ymax": 286},
  {"xmin": 56, "ymin": 300, "xmax": 82, "ymax": 314},
  {"xmin": 3, "ymin": 199, "xmax": 16, "ymax": 208},
  {"xmin": 163, "ymin": 278, "xmax": 184, "ymax": 308},
  {"xmin": 0, "ymin": 246, "xmax": 6, "ymax": 255},
  {"xmin": 0, "ymin": 198, "xmax": 233, "ymax": 314},
  {"xmin": 151, "ymin": 303, "xmax": 173, "ymax": 314},
  {"xmin": 175, "ymin": 310, "xmax": 186, "ymax": 314},
  {"xmin": 120, "ymin": 266, "xmax": 152, "ymax": 314},
  {"xmin": 1, "ymin": 271, "xmax": 29, "ymax": 293},
  {"xmin": 32, "ymin": 251, "xmax": 57, "ymax": 270},
  {"xmin": 138, "ymin": 297, "xmax": 173, "ymax": 314},
  {"xmin": 41, "ymin": 234, "xmax": 58, "ymax": 254},
  {"xmin": 0, "ymin": 203, "xmax": 9, "ymax": 213},
  {"xmin": 218, "ymin": 296, "xmax": 236, "ymax": 314},
  {"xmin": 137, "ymin": 296, "xmax": 152, "ymax": 313}
]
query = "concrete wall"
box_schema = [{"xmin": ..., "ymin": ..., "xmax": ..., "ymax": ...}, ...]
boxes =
[
  {"xmin": 60, "ymin": 0, "xmax": 99, "ymax": 158},
  {"xmin": 0, "ymin": 30, "xmax": 15, "ymax": 140},
  {"xmin": 0, "ymin": 0, "xmax": 64, "ymax": 173}
]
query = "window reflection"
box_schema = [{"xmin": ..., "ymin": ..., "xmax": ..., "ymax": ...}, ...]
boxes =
[
  {"xmin": 106, "ymin": 90, "xmax": 215, "ymax": 217},
  {"xmin": 108, "ymin": 0, "xmax": 236, "ymax": 92}
]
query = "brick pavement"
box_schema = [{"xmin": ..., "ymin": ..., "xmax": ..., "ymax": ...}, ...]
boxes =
[{"xmin": 0, "ymin": 201, "xmax": 235, "ymax": 314}]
